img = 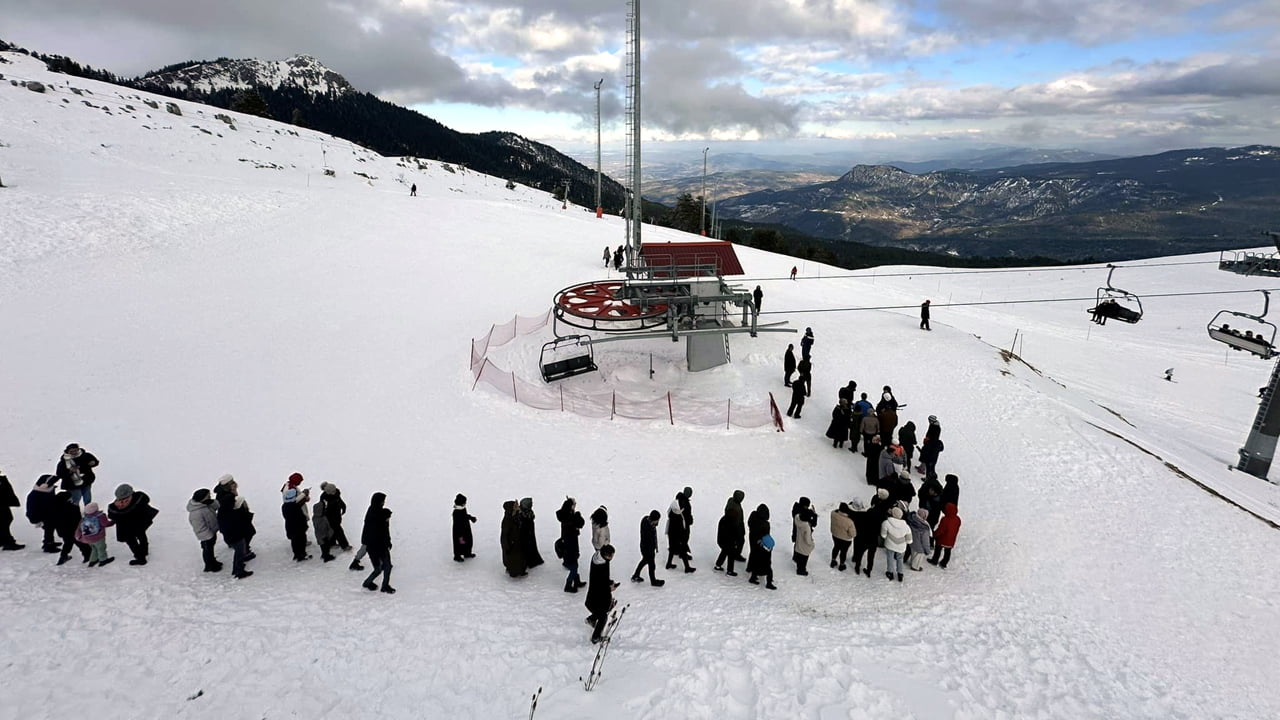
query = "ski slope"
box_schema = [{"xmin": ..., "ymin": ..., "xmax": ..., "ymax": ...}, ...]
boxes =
[{"xmin": 2, "ymin": 53, "xmax": 1279, "ymax": 719}]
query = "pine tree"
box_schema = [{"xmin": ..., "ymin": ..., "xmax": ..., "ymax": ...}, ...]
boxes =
[{"xmin": 231, "ymin": 89, "xmax": 272, "ymax": 119}]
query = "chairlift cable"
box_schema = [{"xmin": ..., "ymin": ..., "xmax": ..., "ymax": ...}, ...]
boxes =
[{"xmin": 738, "ymin": 259, "xmax": 1220, "ymax": 283}]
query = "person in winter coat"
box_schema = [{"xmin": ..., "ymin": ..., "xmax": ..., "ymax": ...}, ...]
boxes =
[
  {"xmin": 791, "ymin": 497, "xmax": 817, "ymax": 576},
  {"xmin": 829, "ymin": 502, "xmax": 855, "ymax": 571},
  {"xmin": 585, "ymin": 544, "xmax": 620, "ymax": 643},
  {"xmin": 837, "ymin": 380, "xmax": 857, "ymax": 404},
  {"xmin": 631, "ymin": 510, "xmax": 665, "ymax": 586},
  {"xmin": 898, "ymin": 421, "xmax": 918, "ymax": 473},
  {"xmin": 942, "ymin": 473, "xmax": 960, "ymax": 508},
  {"xmin": 75, "ymin": 502, "xmax": 114, "ymax": 567},
  {"xmin": 918, "ymin": 473, "xmax": 945, "ymax": 529},
  {"xmin": 863, "ymin": 435, "xmax": 883, "ymax": 485},
  {"xmin": 888, "ymin": 467, "xmax": 916, "ymax": 508},
  {"xmin": 56, "ymin": 443, "xmax": 99, "ymax": 506},
  {"xmin": 880, "ymin": 506, "xmax": 911, "ymax": 582},
  {"xmin": 746, "ymin": 504, "xmax": 776, "ymax": 589},
  {"xmin": 215, "ymin": 474, "xmax": 255, "ymax": 579},
  {"xmin": 603, "ymin": 246, "xmax": 611, "ymax": 267},
  {"xmin": 108, "ymin": 484, "xmax": 157, "ymax": 566},
  {"xmin": 920, "ymin": 300, "xmax": 931, "ymax": 330},
  {"xmin": 556, "ymin": 498, "xmax": 587, "ymax": 593},
  {"xmin": 787, "ymin": 371, "xmax": 809, "ymax": 418},
  {"xmin": 665, "ymin": 489, "xmax": 695, "ymax": 573},
  {"xmin": 752, "ymin": 285, "xmax": 763, "ymax": 316},
  {"xmin": 26, "ymin": 475, "xmax": 61, "ymax": 552},
  {"xmin": 517, "ymin": 497, "xmax": 544, "ymax": 568},
  {"xmin": 281, "ymin": 473, "xmax": 311, "ymax": 562},
  {"xmin": 313, "ymin": 495, "xmax": 336, "ymax": 562},
  {"xmin": 852, "ymin": 492, "xmax": 887, "ymax": 577},
  {"xmin": 800, "ymin": 327, "xmax": 814, "ymax": 361},
  {"xmin": 360, "ymin": 492, "xmax": 395, "ymax": 594},
  {"xmin": 452, "ymin": 493, "xmax": 477, "ymax": 563},
  {"xmin": 501, "ymin": 500, "xmax": 527, "ymax": 577},
  {"xmin": 878, "ymin": 444, "xmax": 901, "ymax": 485},
  {"xmin": 715, "ymin": 490, "xmax": 746, "ymax": 576},
  {"xmin": 929, "ymin": 503, "xmax": 962, "ymax": 568},
  {"xmin": 0, "ymin": 470, "xmax": 23, "ymax": 551},
  {"xmin": 906, "ymin": 508, "xmax": 933, "ymax": 571},
  {"xmin": 318, "ymin": 482, "xmax": 351, "ymax": 552},
  {"xmin": 52, "ymin": 490, "xmax": 90, "ymax": 565},
  {"xmin": 859, "ymin": 410, "xmax": 880, "ymax": 454},
  {"xmin": 826, "ymin": 399, "xmax": 852, "ymax": 448},
  {"xmin": 876, "ymin": 389, "xmax": 899, "ymax": 443},
  {"xmin": 590, "ymin": 506, "xmax": 610, "ymax": 550},
  {"xmin": 783, "ymin": 344, "xmax": 797, "ymax": 387},
  {"xmin": 187, "ymin": 488, "xmax": 222, "ymax": 572},
  {"xmin": 790, "ymin": 265, "xmax": 797, "ymax": 280}
]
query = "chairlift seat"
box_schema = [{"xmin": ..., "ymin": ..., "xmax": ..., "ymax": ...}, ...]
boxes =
[
  {"xmin": 1208, "ymin": 328, "xmax": 1275, "ymax": 359},
  {"xmin": 1207, "ymin": 301, "xmax": 1277, "ymax": 359},
  {"xmin": 540, "ymin": 336, "xmax": 598, "ymax": 382}
]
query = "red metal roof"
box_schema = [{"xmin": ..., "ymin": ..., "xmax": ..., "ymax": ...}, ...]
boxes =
[{"xmin": 639, "ymin": 241, "xmax": 745, "ymax": 277}]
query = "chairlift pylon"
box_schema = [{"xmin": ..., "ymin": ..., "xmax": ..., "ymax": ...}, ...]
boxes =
[
  {"xmin": 1087, "ymin": 264, "xmax": 1143, "ymax": 325},
  {"xmin": 1207, "ymin": 290, "xmax": 1277, "ymax": 359}
]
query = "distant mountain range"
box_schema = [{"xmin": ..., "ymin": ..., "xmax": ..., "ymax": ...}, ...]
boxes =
[{"xmin": 715, "ymin": 146, "xmax": 1280, "ymax": 260}]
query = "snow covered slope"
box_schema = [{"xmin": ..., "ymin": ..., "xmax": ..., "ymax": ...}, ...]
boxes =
[{"xmin": 2, "ymin": 52, "xmax": 1279, "ymax": 719}]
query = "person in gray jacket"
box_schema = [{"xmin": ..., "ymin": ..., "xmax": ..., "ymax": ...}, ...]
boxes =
[{"xmin": 187, "ymin": 488, "xmax": 222, "ymax": 572}]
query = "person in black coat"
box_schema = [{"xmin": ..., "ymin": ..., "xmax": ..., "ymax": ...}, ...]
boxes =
[
  {"xmin": 787, "ymin": 372, "xmax": 809, "ymax": 418},
  {"xmin": 585, "ymin": 544, "xmax": 619, "ymax": 643},
  {"xmin": 942, "ymin": 474, "xmax": 960, "ymax": 508},
  {"xmin": 55, "ymin": 443, "xmax": 99, "ymax": 506},
  {"xmin": 826, "ymin": 399, "xmax": 851, "ymax": 448},
  {"xmin": 26, "ymin": 475, "xmax": 62, "ymax": 552},
  {"xmin": 215, "ymin": 474, "xmax": 255, "ymax": 579},
  {"xmin": 920, "ymin": 299, "xmax": 931, "ymax": 330},
  {"xmin": 107, "ymin": 484, "xmax": 158, "ymax": 565},
  {"xmin": 517, "ymin": 497, "xmax": 544, "ymax": 568},
  {"xmin": 800, "ymin": 327, "xmax": 814, "ymax": 361},
  {"xmin": 319, "ymin": 482, "xmax": 351, "ymax": 552},
  {"xmin": 361, "ymin": 492, "xmax": 395, "ymax": 594},
  {"xmin": 837, "ymin": 380, "xmax": 857, "ymax": 404},
  {"xmin": 783, "ymin": 344, "xmax": 797, "ymax": 387},
  {"xmin": 848, "ymin": 496, "xmax": 880, "ymax": 576},
  {"xmin": 864, "ymin": 435, "xmax": 883, "ymax": 485},
  {"xmin": 556, "ymin": 497, "xmax": 587, "ymax": 593},
  {"xmin": 746, "ymin": 503, "xmax": 776, "ymax": 589},
  {"xmin": 665, "ymin": 489, "xmax": 695, "ymax": 573},
  {"xmin": 631, "ymin": 510, "xmax": 665, "ymax": 586},
  {"xmin": 752, "ymin": 285, "xmax": 763, "ymax": 316},
  {"xmin": 281, "ymin": 474, "xmax": 311, "ymax": 562},
  {"xmin": 0, "ymin": 470, "xmax": 23, "ymax": 551},
  {"xmin": 898, "ymin": 421, "xmax": 918, "ymax": 474},
  {"xmin": 452, "ymin": 493, "xmax": 477, "ymax": 563},
  {"xmin": 715, "ymin": 490, "xmax": 746, "ymax": 576},
  {"xmin": 918, "ymin": 474, "xmax": 944, "ymax": 528},
  {"xmin": 51, "ymin": 490, "xmax": 90, "ymax": 565},
  {"xmin": 501, "ymin": 500, "xmax": 527, "ymax": 578}
]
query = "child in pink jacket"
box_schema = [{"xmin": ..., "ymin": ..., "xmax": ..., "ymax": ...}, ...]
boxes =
[{"xmin": 75, "ymin": 502, "xmax": 115, "ymax": 567}]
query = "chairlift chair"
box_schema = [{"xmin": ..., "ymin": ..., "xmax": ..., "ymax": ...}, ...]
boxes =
[
  {"xmin": 539, "ymin": 335, "xmax": 599, "ymax": 382},
  {"xmin": 1087, "ymin": 264, "xmax": 1143, "ymax": 325},
  {"xmin": 1207, "ymin": 290, "xmax": 1277, "ymax": 360}
]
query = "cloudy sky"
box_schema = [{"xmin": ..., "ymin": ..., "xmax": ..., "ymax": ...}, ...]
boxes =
[{"xmin": 5, "ymin": 0, "xmax": 1280, "ymax": 159}]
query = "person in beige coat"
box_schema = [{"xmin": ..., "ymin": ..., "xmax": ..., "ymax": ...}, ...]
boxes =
[
  {"xmin": 791, "ymin": 497, "xmax": 817, "ymax": 576},
  {"xmin": 829, "ymin": 502, "xmax": 855, "ymax": 571}
]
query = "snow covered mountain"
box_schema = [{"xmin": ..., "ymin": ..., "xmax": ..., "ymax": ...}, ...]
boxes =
[
  {"xmin": 3, "ymin": 50, "xmax": 1280, "ymax": 719},
  {"xmin": 137, "ymin": 54, "xmax": 355, "ymax": 97}
]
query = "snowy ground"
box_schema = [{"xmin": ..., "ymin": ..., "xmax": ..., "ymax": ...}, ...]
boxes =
[{"xmin": 2, "ymin": 53, "xmax": 1279, "ymax": 719}]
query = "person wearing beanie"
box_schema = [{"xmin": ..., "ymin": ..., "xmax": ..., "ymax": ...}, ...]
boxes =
[
  {"xmin": 500, "ymin": 500, "xmax": 527, "ymax": 578},
  {"xmin": 215, "ymin": 475, "xmax": 255, "ymax": 579},
  {"xmin": 555, "ymin": 497, "xmax": 587, "ymax": 592},
  {"xmin": 52, "ymin": 490, "xmax": 90, "ymax": 565},
  {"xmin": 360, "ymin": 492, "xmax": 395, "ymax": 594},
  {"xmin": 876, "ymin": 388, "xmax": 899, "ymax": 444},
  {"xmin": 55, "ymin": 443, "xmax": 100, "ymax": 506},
  {"xmin": 452, "ymin": 493, "xmax": 477, "ymax": 563},
  {"xmin": 0, "ymin": 470, "xmax": 24, "ymax": 551},
  {"xmin": 929, "ymin": 503, "xmax": 962, "ymax": 569},
  {"xmin": 585, "ymin": 544, "xmax": 619, "ymax": 644},
  {"xmin": 280, "ymin": 474, "xmax": 311, "ymax": 562},
  {"xmin": 880, "ymin": 506, "xmax": 911, "ymax": 582},
  {"xmin": 746, "ymin": 504, "xmax": 776, "ymax": 590},
  {"xmin": 317, "ymin": 482, "xmax": 352, "ymax": 553},
  {"xmin": 829, "ymin": 502, "xmax": 855, "ymax": 571},
  {"xmin": 590, "ymin": 506, "xmax": 610, "ymax": 551},
  {"xmin": 791, "ymin": 497, "xmax": 817, "ymax": 576},
  {"xmin": 631, "ymin": 510, "xmax": 665, "ymax": 587},
  {"xmin": 665, "ymin": 490, "xmax": 695, "ymax": 574},
  {"xmin": 108, "ymin": 484, "xmax": 158, "ymax": 566},
  {"xmin": 75, "ymin": 502, "xmax": 115, "ymax": 567},
  {"xmin": 26, "ymin": 475, "xmax": 62, "ymax": 553},
  {"xmin": 715, "ymin": 490, "xmax": 746, "ymax": 576},
  {"xmin": 517, "ymin": 497, "xmax": 544, "ymax": 569},
  {"xmin": 187, "ymin": 488, "xmax": 223, "ymax": 572}
]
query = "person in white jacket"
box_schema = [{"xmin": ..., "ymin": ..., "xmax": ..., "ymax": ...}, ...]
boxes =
[{"xmin": 880, "ymin": 506, "xmax": 912, "ymax": 582}]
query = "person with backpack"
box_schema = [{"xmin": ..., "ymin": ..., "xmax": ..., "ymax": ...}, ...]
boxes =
[
  {"xmin": 631, "ymin": 510, "xmax": 665, "ymax": 587},
  {"xmin": 361, "ymin": 492, "xmax": 395, "ymax": 594},
  {"xmin": 556, "ymin": 497, "xmax": 587, "ymax": 593},
  {"xmin": 829, "ymin": 502, "xmax": 855, "ymax": 571},
  {"xmin": 791, "ymin": 497, "xmax": 817, "ymax": 576},
  {"xmin": 880, "ymin": 506, "xmax": 911, "ymax": 582},
  {"xmin": 281, "ymin": 474, "xmax": 311, "ymax": 562},
  {"xmin": 187, "ymin": 488, "xmax": 222, "ymax": 572},
  {"xmin": 56, "ymin": 443, "xmax": 99, "ymax": 506},
  {"xmin": 929, "ymin": 503, "xmax": 962, "ymax": 569},
  {"xmin": 215, "ymin": 474, "xmax": 256, "ymax": 579},
  {"xmin": 0, "ymin": 470, "xmax": 22, "ymax": 551},
  {"xmin": 26, "ymin": 475, "xmax": 61, "ymax": 553},
  {"xmin": 452, "ymin": 493, "xmax": 477, "ymax": 563},
  {"xmin": 585, "ymin": 544, "xmax": 620, "ymax": 644},
  {"xmin": 665, "ymin": 489, "xmax": 695, "ymax": 573},
  {"xmin": 108, "ymin": 484, "xmax": 158, "ymax": 566},
  {"xmin": 714, "ymin": 490, "xmax": 746, "ymax": 576},
  {"xmin": 75, "ymin": 503, "xmax": 114, "ymax": 567},
  {"xmin": 746, "ymin": 503, "xmax": 776, "ymax": 589}
]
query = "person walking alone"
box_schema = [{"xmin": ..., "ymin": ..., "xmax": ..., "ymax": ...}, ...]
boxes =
[
  {"xmin": 361, "ymin": 492, "xmax": 395, "ymax": 594},
  {"xmin": 631, "ymin": 510, "xmax": 665, "ymax": 587},
  {"xmin": 752, "ymin": 285, "xmax": 763, "ymax": 318},
  {"xmin": 920, "ymin": 300, "xmax": 931, "ymax": 330}
]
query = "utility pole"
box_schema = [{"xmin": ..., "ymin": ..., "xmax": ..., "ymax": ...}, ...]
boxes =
[
  {"xmin": 594, "ymin": 78, "xmax": 604, "ymax": 218},
  {"xmin": 700, "ymin": 146, "xmax": 709, "ymax": 236}
]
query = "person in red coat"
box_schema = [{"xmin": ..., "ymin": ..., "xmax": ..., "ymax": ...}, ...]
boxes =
[{"xmin": 929, "ymin": 503, "xmax": 961, "ymax": 569}]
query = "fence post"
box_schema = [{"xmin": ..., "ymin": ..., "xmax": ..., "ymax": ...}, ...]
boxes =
[
  {"xmin": 611, "ymin": 391, "xmax": 616, "ymax": 420},
  {"xmin": 512, "ymin": 372, "xmax": 518, "ymax": 403},
  {"xmin": 726, "ymin": 398, "xmax": 731, "ymax": 430},
  {"xmin": 471, "ymin": 358, "xmax": 488, "ymax": 391},
  {"xmin": 667, "ymin": 392, "xmax": 674, "ymax": 425},
  {"xmin": 560, "ymin": 385, "xmax": 564, "ymax": 412}
]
